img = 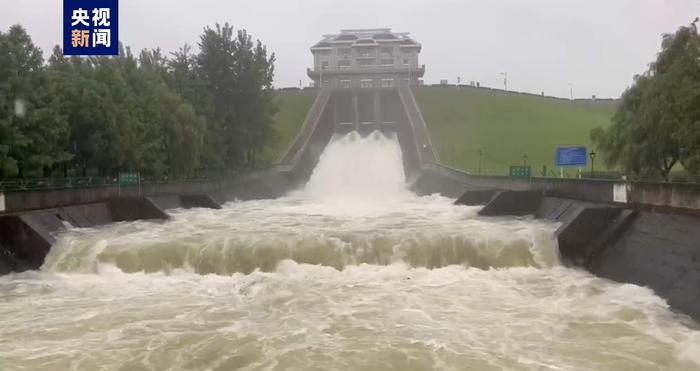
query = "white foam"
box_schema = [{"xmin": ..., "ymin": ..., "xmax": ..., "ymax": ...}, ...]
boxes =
[{"xmin": 298, "ymin": 131, "xmax": 413, "ymax": 203}]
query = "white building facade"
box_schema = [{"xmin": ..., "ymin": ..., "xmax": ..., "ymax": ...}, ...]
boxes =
[{"xmin": 308, "ymin": 28, "xmax": 424, "ymax": 89}]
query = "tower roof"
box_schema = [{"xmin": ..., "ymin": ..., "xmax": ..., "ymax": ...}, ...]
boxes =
[{"xmin": 311, "ymin": 28, "xmax": 421, "ymax": 51}]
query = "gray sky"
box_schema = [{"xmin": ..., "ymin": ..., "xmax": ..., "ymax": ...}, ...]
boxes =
[{"xmin": 2, "ymin": 0, "xmax": 699, "ymax": 98}]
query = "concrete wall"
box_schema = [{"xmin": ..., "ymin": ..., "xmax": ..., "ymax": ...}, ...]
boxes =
[
  {"xmin": 415, "ymin": 162, "xmax": 700, "ymax": 214},
  {"xmin": 283, "ymin": 105, "xmax": 335, "ymax": 186},
  {"xmin": 0, "ymin": 197, "xmax": 171, "ymax": 275},
  {"xmin": 0, "ymin": 166, "xmax": 297, "ymax": 215},
  {"xmin": 465, "ymin": 189, "xmax": 700, "ymax": 321},
  {"xmin": 628, "ymin": 182, "xmax": 700, "ymax": 212},
  {"xmin": 279, "ymin": 87, "xmax": 332, "ymax": 169},
  {"xmin": 399, "ymin": 87, "xmax": 438, "ymax": 165},
  {"xmin": 1, "ymin": 180, "xmax": 221, "ymax": 214},
  {"xmin": 430, "ymin": 168, "xmax": 700, "ymax": 321},
  {"xmin": 0, "ymin": 214, "xmax": 53, "ymax": 272},
  {"xmin": 589, "ymin": 212, "xmax": 700, "ymax": 320},
  {"xmin": 454, "ymin": 189, "xmax": 497, "ymax": 206},
  {"xmin": 478, "ymin": 191, "xmax": 543, "ymax": 216},
  {"xmin": 108, "ymin": 197, "xmax": 169, "ymax": 222},
  {"xmin": 276, "ymin": 87, "xmax": 337, "ymax": 186}
]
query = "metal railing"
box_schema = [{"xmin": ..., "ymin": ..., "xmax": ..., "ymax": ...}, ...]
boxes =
[
  {"xmin": 0, "ymin": 177, "xmax": 120, "ymax": 192},
  {"xmin": 0, "ymin": 170, "xmax": 267, "ymax": 193}
]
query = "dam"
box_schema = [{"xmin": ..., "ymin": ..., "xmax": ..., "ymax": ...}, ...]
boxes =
[
  {"xmin": 2, "ymin": 131, "xmax": 700, "ymax": 370},
  {"xmin": 1, "ymin": 28, "xmax": 700, "ymax": 370}
]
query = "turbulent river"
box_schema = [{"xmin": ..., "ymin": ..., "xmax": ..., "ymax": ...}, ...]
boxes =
[{"xmin": 1, "ymin": 132, "xmax": 699, "ymax": 370}]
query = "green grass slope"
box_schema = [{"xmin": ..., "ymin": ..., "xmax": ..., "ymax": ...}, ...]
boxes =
[
  {"xmin": 259, "ymin": 90, "xmax": 317, "ymax": 166},
  {"xmin": 414, "ymin": 86, "xmax": 617, "ymax": 176}
]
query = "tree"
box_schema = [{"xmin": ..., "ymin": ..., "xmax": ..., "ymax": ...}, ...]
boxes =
[
  {"xmin": 195, "ymin": 23, "xmax": 277, "ymax": 170},
  {"xmin": 0, "ymin": 28, "xmax": 21, "ymax": 177},
  {"xmin": 0, "ymin": 25, "xmax": 71, "ymax": 178},
  {"xmin": 168, "ymin": 44, "xmax": 202, "ymax": 106},
  {"xmin": 591, "ymin": 22, "xmax": 700, "ymax": 181},
  {"xmin": 1, "ymin": 23, "xmax": 276, "ymax": 180},
  {"xmin": 196, "ymin": 23, "xmax": 239, "ymax": 169},
  {"xmin": 233, "ymin": 31, "xmax": 277, "ymax": 167}
]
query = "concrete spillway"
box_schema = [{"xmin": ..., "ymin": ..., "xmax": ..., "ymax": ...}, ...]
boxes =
[
  {"xmin": 279, "ymin": 86, "xmax": 437, "ymax": 185},
  {"xmin": 2, "ymin": 131, "xmax": 699, "ymax": 370}
]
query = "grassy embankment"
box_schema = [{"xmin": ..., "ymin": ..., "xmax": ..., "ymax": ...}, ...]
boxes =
[{"xmin": 414, "ymin": 86, "xmax": 617, "ymax": 176}]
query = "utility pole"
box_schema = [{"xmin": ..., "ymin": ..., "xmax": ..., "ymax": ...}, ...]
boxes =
[{"xmin": 500, "ymin": 72, "xmax": 508, "ymax": 91}]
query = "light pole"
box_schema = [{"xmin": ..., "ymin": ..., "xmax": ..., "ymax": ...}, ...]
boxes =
[
  {"xmin": 522, "ymin": 154, "xmax": 528, "ymax": 167},
  {"xmin": 500, "ymin": 72, "xmax": 508, "ymax": 91},
  {"xmin": 568, "ymin": 83, "xmax": 574, "ymax": 100},
  {"xmin": 477, "ymin": 149, "xmax": 483, "ymax": 175},
  {"xmin": 589, "ymin": 151, "xmax": 597, "ymax": 177}
]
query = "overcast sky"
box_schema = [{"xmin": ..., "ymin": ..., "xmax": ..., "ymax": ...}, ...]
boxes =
[{"xmin": 2, "ymin": 0, "xmax": 699, "ymax": 98}]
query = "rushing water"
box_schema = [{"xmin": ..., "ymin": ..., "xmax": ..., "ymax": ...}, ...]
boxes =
[{"xmin": 1, "ymin": 132, "xmax": 699, "ymax": 371}]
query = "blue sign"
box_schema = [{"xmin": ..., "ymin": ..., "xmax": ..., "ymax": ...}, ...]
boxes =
[
  {"xmin": 63, "ymin": 0, "xmax": 118, "ymax": 55},
  {"xmin": 555, "ymin": 146, "xmax": 587, "ymax": 167}
]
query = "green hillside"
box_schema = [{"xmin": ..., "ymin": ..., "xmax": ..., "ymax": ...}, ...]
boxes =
[
  {"xmin": 259, "ymin": 90, "xmax": 317, "ymax": 165},
  {"xmin": 414, "ymin": 86, "xmax": 617, "ymax": 176}
]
